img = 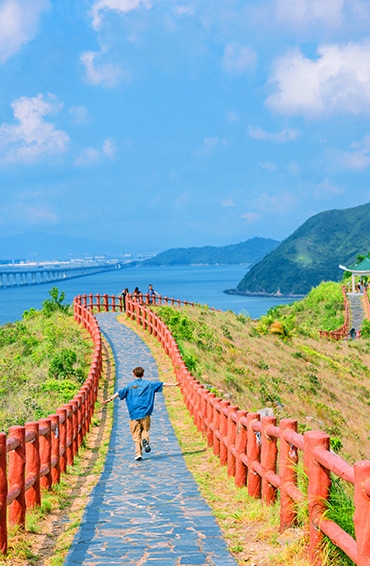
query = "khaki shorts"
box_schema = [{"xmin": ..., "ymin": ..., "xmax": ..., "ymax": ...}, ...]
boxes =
[{"xmin": 129, "ymin": 415, "xmax": 151, "ymax": 455}]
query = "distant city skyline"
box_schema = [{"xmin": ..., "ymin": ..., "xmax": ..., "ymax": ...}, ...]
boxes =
[{"xmin": 1, "ymin": 1, "xmax": 370, "ymax": 253}]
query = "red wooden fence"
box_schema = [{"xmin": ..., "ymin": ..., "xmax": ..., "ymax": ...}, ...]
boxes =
[
  {"xmin": 0, "ymin": 303, "xmax": 102, "ymax": 554},
  {"xmin": 75, "ymin": 291, "xmax": 369, "ymax": 566},
  {"xmin": 319, "ymin": 286, "xmax": 356, "ymax": 340}
]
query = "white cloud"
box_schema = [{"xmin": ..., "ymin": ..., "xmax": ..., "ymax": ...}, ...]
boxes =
[
  {"xmin": 249, "ymin": 191, "xmax": 296, "ymax": 214},
  {"xmin": 275, "ymin": 0, "xmax": 344, "ymax": 29},
  {"xmin": 221, "ymin": 199, "xmax": 235, "ymax": 207},
  {"xmin": 259, "ymin": 162, "xmax": 277, "ymax": 171},
  {"xmin": 69, "ymin": 105, "xmax": 89, "ymax": 124},
  {"xmin": 174, "ymin": 5, "xmax": 194, "ymax": 16},
  {"xmin": 74, "ymin": 147, "xmax": 100, "ymax": 167},
  {"xmin": 222, "ymin": 44, "xmax": 256, "ymax": 74},
  {"xmin": 91, "ymin": 0, "xmax": 153, "ymax": 30},
  {"xmin": 103, "ymin": 138, "xmax": 116, "ymax": 157},
  {"xmin": 0, "ymin": 0, "xmax": 49, "ymax": 63},
  {"xmin": 200, "ymin": 137, "xmax": 227, "ymax": 155},
  {"xmin": 226, "ymin": 111, "xmax": 240, "ymax": 123},
  {"xmin": 242, "ymin": 212, "xmax": 261, "ymax": 223},
  {"xmin": 333, "ymin": 150, "xmax": 370, "ymax": 170},
  {"xmin": 203, "ymin": 136, "xmax": 226, "ymax": 148},
  {"xmin": 0, "ymin": 93, "xmax": 69, "ymax": 163},
  {"xmin": 75, "ymin": 138, "xmax": 117, "ymax": 166},
  {"xmin": 266, "ymin": 41, "xmax": 370, "ymax": 116},
  {"xmin": 80, "ymin": 51, "xmax": 127, "ymax": 88},
  {"xmin": 331, "ymin": 133, "xmax": 370, "ymax": 170},
  {"xmin": 249, "ymin": 125, "xmax": 299, "ymax": 142},
  {"xmin": 314, "ymin": 178, "xmax": 345, "ymax": 197}
]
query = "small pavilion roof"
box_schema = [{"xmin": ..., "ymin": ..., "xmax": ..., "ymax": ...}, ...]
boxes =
[{"xmin": 340, "ymin": 256, "xmax": 370, "ymax": 273}]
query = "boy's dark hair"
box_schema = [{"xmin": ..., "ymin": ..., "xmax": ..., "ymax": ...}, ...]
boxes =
[{"xmin": 133, "ymin": 366, "xmax": 145, "ymax": 377}]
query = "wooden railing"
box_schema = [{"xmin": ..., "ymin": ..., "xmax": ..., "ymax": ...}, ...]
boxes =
[
  {"xmin": 0, "ymin": 304, "xmax": 102, "ymax": 554},
  {"xmin": 75, "ymin": 291, "xmax": 200, "ymax": 312},
  {"xmin": 319, "ymin": 286, "xmax": 361, "ymax": 340},
  {"xmin": 362, "ymin": 289, "xmax": 370, "ymax": 322},
  {"xmin": 111, "ymin": 293, "xmax": 369, "ymax": 566}
]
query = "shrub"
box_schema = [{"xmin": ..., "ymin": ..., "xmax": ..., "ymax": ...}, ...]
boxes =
[
  {"xmin": 42, "ymin": 287, "xmax": 70, "ymax": 317},
  {"xmin": 48, "ymin": 348, "xmax": 77, "ymax": 379}
]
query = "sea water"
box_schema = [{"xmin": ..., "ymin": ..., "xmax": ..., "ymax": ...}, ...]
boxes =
[{"xmin": 0, "ymin": 264, "xmax": 295, "ymax": 325}]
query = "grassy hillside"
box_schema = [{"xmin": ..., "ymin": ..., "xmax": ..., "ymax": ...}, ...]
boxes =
[
  {"xmin": 236, "ymin": 202, "xmax": 370, "ymax": 295},
  {"xmin": 153, "ymin": 301, "xmax": 370, "ymax": 464},
  {"xmin": 267, "ymin": 281, "xmax": 345, "ymax": 334},
  {"xmin": 0, "ymin": 291, "xmax": 93, "ymax": 432},
  {"xmin": 143, "ymin": 237, "xmax": 279, "ymax": 266}
]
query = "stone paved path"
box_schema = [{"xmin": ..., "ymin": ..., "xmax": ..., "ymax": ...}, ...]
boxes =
[
  {"xmin": 64, "ymin": 313, "xmax": 238, "ymax": 566},
  {"xmin": 347, "ymin": 292, "xmax": 365, "ymax": 334}
]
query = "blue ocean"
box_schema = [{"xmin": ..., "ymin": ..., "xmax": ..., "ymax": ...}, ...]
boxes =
[{"xmin": 0, "ymin": 264, "xmax": 295, "ymax": 325}]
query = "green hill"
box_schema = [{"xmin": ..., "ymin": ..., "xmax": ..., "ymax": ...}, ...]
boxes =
[
  {"xmin": 234, "ymin": 202, "xmax": 370, "ymax": 296},
  {"xmin": 143, "ymin": 237, "xmax": 279, "ymax": 266}
]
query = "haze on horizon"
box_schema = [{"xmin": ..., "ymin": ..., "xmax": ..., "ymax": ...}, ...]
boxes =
[{"xmin": 1, "ymin": 0, "xmax": 370, "ymax": 254}]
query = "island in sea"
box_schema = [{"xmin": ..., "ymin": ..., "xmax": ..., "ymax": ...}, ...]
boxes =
[
  {"xmin": 229, "ymin": 202, "xmax": 370, "ymax": 297},
  {"xmin": 142, "ymin": 237, "xmax": 279, "ymax": 266}
]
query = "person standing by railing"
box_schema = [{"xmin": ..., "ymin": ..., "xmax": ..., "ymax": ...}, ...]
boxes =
[
  {"xmin": 147, "ymin": 283, "xmax": 159, "ymax": 304},
  {"xmin": 103, "ymin": 366, "xmax": 181, "ymax": 461},
  {"xmin": 121, "ymin": 288, "xmax": 129, "ymax": 311}
]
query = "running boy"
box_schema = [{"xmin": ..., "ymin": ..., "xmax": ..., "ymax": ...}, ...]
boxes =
[{"xmin": 104, "ymin": 366, "xmax": 181, "ymax": 461}]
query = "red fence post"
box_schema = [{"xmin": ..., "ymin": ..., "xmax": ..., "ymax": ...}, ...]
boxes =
[
  {"xmin": 219, "ymin": 400, "xmax": 230, "ymax": 466},
  {"xmin": 74, "ymin": 394, "xmax": 83, "ymax": 447},
  {"xmin": 212, "ymin": 399, "xmax": 222, "ymax": 457},
  {"xmin": 279, "ymin": 418, "xmax": 298, "ymax": 530},
  {"xmin": 96, "ymin": 293, "xmax": 101, "ymax": 312},
  {"xmin": 206, "ymin": 392, "xmax": 215, "ymax": 448},
  {"xmin": 64, "ymin": 404, "xmax": 74, "ymax": 466},
  {"xmin": 0, "ymin": 433, "xmax": 7, "ymax": 554},
  {"xmin": 304, "ymin": 431, "xmax": 331, "ymax": 565},
  {"xmin": 56, "ymin": 408, "xmax": 67, "ymax": 474},
  {"xmin": 261, "ymin": 415, "xmax": 278, "ymax": 506},
  {"xmin": 25, "ymin": 421, "xmax": 40, "ymax": 509},
  {"xmin": 227, "ymin": 405, "xmax": 238, "ymax": 477},
  {"xmin": 235, "ymin": 410, "xmax": 248, "ymax": 488},
  {"xmin": 354, "ymin": 461, "xmax": 370, "ymax": 566},
  {"xmin": 112, "ymin": 295, "xmax": 116, "ymax": 312},
  {"xmin": 247, "ymin": 413, "xmax": 261, "ymax": 499},
  {"xmin": 104, "ymin": 294, "xmax": 108, "ymax": 312},
  {"xmin": 49, "ymin": 414, "xmax": 60, "ymax": 485},
  {"xmin": 71, "ymin": 401, "xmax": 79, "ymax": 456},
  {"xmin": 8, "ymin": 425, "xmax": 26, "ymax": 526},
  {"xmin": 39, "ymin": 418, "xmax": 52, "ymax": 491}
]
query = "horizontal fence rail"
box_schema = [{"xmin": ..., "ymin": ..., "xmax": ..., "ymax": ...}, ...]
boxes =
[
  {"xmin": 0, "ymin": 302, "xmax": 102, "ymax": 554},
  {"xmin": 75, "ymin": 292, "xmax": 370, "ymax": 566}
]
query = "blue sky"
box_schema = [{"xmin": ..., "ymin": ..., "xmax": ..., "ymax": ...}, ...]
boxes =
[{"xmin": 1, "ymin": 0, "xmax": 370, "ymax": 253}]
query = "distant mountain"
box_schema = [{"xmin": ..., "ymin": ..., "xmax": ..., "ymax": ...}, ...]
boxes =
[
  {"xmin": 142, "ymin": 237, "xmax": 280, "ymax": 266},
  {"xmin": 0, "ymin": 232, "xmax": 124, "ymax": 261},
  {"xmin": 233, "ymin": 202, "xmax": 370, "ymax": 296}
]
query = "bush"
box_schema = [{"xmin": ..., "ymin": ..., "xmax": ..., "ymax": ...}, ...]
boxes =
[
  {"xmin": 48, "ymin": 348, "xmax": 77, "ymax": 379},
  {"xmin": 42, "ymin": 287, "xmax": 69, "ymax": 317}
]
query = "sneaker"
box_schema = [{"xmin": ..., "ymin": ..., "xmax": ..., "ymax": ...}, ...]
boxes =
[
  {"xmin": 142, "ymin": 439, "xmax": 151, "ymax": 453},
  {"xmin": 134, "ymin": 454, "xmax": 142, "ymax": 461}
]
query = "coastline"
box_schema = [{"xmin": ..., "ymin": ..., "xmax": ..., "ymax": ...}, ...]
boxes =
[{"xmin": 224, "ymin": 288, "xmax": 306, "ymax": 299}]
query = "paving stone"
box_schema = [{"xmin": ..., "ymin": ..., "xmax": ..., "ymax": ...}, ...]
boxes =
[{"xmin": 64, "ymin": 314, "xmax": 237, "ymax": 566}]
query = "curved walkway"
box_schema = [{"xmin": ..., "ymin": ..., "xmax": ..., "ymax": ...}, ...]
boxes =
[{"xmin": 64, "ymin": 313, "xmax": 237, "ymax": 566}]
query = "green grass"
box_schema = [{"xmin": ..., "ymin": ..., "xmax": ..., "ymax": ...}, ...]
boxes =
[{"xmin": 0, "ymin": 296, "xmax": 93, "ymax": 432}]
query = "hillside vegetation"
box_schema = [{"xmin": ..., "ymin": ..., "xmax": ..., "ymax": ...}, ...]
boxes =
[
  {"xmin": 153, "ymin": 295, "xmax": 370, "ymax": 464},
  {"xmin": 0, "ymin": 289, "xmax": 93, "ymax": 432},
  {"xmin": 143, "ymin": 237, "xmax": 279, "ymax": 266},
  {"xmin": 236, "ymin": 202, "xmax": 370, "ymax": 295}
]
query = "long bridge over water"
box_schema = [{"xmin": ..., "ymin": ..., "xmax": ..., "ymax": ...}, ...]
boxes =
[{"xmin": 0, "ymin": 262, "xmax": 124, "ymax": 288}]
